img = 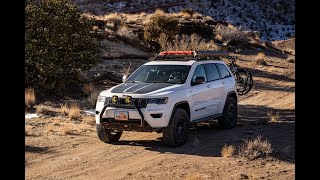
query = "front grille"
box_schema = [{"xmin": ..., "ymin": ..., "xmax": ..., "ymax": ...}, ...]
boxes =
[{"xmin": 105, "ymin": 97, "xmax": 148, "ymax": 108}]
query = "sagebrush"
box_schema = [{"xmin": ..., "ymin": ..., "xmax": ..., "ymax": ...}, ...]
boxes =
[
  {"xmin": 159, "ymin": 33, "xmax": 219, "ymax": 51},
  {"xmin": 69, "ymin": 102, "xmax": 81, "ymax": 120},
  {"xmin": 221, "ymin": 145, "xmax": 235, "ymax": 157},
  {"xmin": 238, "ymin": 135, "xmax": 273, "ymax": 160},
  {"xmin": 144, "ymin": 9, "xmax": 178, "ymax": 42}
]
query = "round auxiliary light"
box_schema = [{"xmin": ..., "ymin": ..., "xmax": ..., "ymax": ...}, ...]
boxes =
[
  {"xmin": 111, "ymin": 95, "xmax": 118, "ymax": 103},
  {"xmin": 125, "ymin": 96, "xmax": 132, "ymax": 104}
]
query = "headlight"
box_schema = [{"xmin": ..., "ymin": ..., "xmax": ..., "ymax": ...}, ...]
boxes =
[
  {"xmin": 148, "ymin": 97, "xmax": 168, "ymax": 104},
  {"xmin": 97, "ymin": 95, "xmax": 106, "ymax": 102}
]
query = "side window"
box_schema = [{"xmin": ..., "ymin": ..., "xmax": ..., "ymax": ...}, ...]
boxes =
[
  {"xmin": 204, "ymin": 63, "xmax": 220, "ymax": 81},
  {"xmin": 191, "ymin": 65, "xmax": 207, "ymax": 83},
  {"xmin": 216, "ymin": 63, "xmax": 231, "ymax": 79}
]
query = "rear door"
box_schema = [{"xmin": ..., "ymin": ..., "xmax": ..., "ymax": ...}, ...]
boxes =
[
  {"xmin": 203, "ymin": 63, "xmax": 224, "ymax": 115},
  {"xmin": 215, "ymin": 63, "xmax": 234, "ymax": 113}
]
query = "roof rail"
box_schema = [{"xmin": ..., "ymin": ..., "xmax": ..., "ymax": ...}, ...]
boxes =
[{"xmin": 154, "ymin": 50, "xmax": 229, "ymax": 61}]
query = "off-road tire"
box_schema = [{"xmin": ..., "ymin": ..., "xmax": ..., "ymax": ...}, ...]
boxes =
[
  {"xmin": 96, "ymin": 124, "xmax": 122, "ymax": 143},
  {"xmin": 162, "ymin": 108, "xmax": 190, "ymax": 147},
  {"xmin": 218, "ymin": 97, "xmax": 237, "ymax": 129}
]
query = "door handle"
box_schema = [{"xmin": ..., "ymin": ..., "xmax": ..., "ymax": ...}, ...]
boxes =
[
  {"xmin": 222, "ymin": 81, "xmax": 226, "ymax": 84},
  {"xmin": 207, "ymin": 84, "xmax": 211, "ymax": 88}
]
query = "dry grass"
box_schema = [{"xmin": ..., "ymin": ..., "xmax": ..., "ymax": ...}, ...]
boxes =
[
  {"xmin": 25, "ymin": 88, "xmax": 36, "ymax": 109},
  {"xmin": 267, "ymin": 111, "xmax": 281, "ymax": 122},
  {"xmin": 102, "ymin": 13, "xmax": 123, "ymax": 31},
  {"xmin": 238, "ymin": 135, "xmax": 273, "ymax": 160},
  {"xmin": 25, "ymin": 125, "xmax": 33, "ymax": 136},
  {"xmin": 117, "ymin": 26, "xmax": 139, "ymax": 40},
  {"xmin": 87, "ymin": 90, "xmax": 100, "ymax": 106},
  {"xmin": 60, "ymin": 124, "xmax": 74, "ymax": 135},
  {"xmin": 83, "ymin": 83, "xmax": 95, "ymax": 95},
  {"xmin": 221, "ymin": 145, "xmax": 235, "ymax": 157},
  {"xmin": 82, "ymin": 116, "xmax": 96, "ymax": 126},
  {"xmin": 255, "ymin": 52, "xmax": 267, "ymax": 65},
  {"xmin": 52, "ymin": 119, "xmax": 61, "ymax": 126},
  {"xmin": 159, "ymin": 33, "xmax": 219, "ymax": 51},
  {"xmin": 185, "ymin": 173, "xmax": 204, "ymax": 180},
  {"xmin": 68, "ymin": 103, "xmax": 81, "ymax": 120},
  {"xmin": 45, "ymin": 124, "xmax": 55, "ymax": 133},
  {"xmin": 60, "ymin": 104, "xmax": 69, "ymax": 116},
  {"xmin": 36, "ymin": 105, "xmax": 51, "ymax": 115}
]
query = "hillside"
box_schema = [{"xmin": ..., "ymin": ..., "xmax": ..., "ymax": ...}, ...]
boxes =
[{"xmin": 72, "ymin": 0, "xmax": 295, "ymax": 41}]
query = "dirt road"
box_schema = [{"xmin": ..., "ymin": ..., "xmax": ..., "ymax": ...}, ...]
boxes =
[{"xmin": 26, "ymin": 52, "xmax": 295, "ymax": 180}]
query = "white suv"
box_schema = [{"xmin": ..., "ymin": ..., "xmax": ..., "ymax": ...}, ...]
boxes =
[{"xmin": 95, "ymin": 51, "xmax": 238, "ymax": 147}]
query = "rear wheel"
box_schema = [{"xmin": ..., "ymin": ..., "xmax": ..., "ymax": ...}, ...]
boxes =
[
  {"xmin": 96, "ymin": 124, "xmax": 122, "ymax": 143},
  {"xmin": 162, "ymin": 108, "xmax": 190, "ymax": 147},
  {"xmin": 218, "ymin": 97, "xmax": 237, "ymax": 129}
]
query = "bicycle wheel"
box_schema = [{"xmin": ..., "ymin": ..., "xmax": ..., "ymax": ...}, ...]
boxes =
[{"xmin": 235, "ymin": 68, "xmax": 253, "ymax": 95}]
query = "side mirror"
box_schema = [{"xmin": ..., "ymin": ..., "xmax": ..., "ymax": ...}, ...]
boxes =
[
  {"xmin": 191, "ymin": 76, "xmax": 205, "ymax": 86},
  {"xmin": 122, "ymin": 75, "xmax": 127, "ymax": 83}
]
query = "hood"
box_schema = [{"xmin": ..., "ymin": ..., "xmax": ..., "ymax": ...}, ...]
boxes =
[{"xmin": 111, "ymin": 83, "xmax": 176, "ymax": 94}]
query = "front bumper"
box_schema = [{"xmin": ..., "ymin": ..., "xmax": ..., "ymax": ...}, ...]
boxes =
[{"xmin": 95, "ymin": 101, "xmax": 171, "ymax": 131}]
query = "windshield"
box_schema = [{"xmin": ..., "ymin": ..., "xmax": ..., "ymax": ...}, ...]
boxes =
[{"xmin": 126, "ymin": 65, "xmax": 191, "ymax": 84}]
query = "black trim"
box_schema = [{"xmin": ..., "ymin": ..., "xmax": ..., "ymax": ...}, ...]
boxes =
[
  {"xmin": 99, "ymin": 101, "xmax": 145, "ymax": 127},
  {"xmin": 195, "ymin": 107, "xmax": 206, "ymax": 111},
  {"xmin": 191, "ymin": 113, "xmax": 223, "ymax": 123},
  {"xmin": 226, "ymin": 91, "xmax": 238, "ymax": 102},
  {"xmin": 101, "ymin": 119, "xmax": 153, "ymax": 132}
]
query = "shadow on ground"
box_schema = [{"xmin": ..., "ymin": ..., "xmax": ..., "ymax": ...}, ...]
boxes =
[
  {"xmin": 112, "ymin": 104, "xmax": 295, "ymax": 163},
  {"xmin": 25, "ymin": 146, "xmax": 53, "ymax": 154}
]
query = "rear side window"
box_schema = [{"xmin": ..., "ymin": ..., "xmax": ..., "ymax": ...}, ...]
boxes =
[
  {"xmin": 204, "ymin": 63, "xmax": 220, "ymax": 81},
  {"xmin": 216, "ymin": 63, "xmax": 231, "ymax": 79}
]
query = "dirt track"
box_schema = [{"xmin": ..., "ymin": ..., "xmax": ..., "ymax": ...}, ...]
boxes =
[{"xmin": 26, "ymin": 52, "xmax": 295, "ymax": 180}]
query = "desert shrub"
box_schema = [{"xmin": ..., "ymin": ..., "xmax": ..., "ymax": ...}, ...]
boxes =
[
  {"xmin": 25, "ymin": 88, "xmax": 36, "ymax": 110},
  {"xmin": 215, "ymin": 25, "xmax": 249, "ymax": 47},
  {"xmin": 68, "ymin": 102, "xmax": 81, "ymax": 120},
  {"xmin": 36, "ymin": 105, "xmax": 51, "ymax": 115},
  {"xmin": 60, "ymin": 124, "xmax": 74, "ymax": 135},
  {"xmin": 144, "ymin": 10, "xmax": 179, "ymax": 42},
  {"xmin": 103, "ymin": 13, "xmax": 122, "ymax": 31},
  {"xmin": 25, "ymin": 0, "xmax": 100, "ymax": 95},
  {"xmin": 83, "ymin": 83, "xmax": 95, "ymax": 95},
  {"xmin": 238, "ymin": 135, "xmax": 273, "ymax": 160},
  {"xmin": 180, "ymin": 8, "xmax": 195, "ymax": 16},
  {"xmin": 60, "ymin": 104, "xmax": 69, "ymax": 116},
  {"xmin": 87, "ymin": 90, "xmax": 100, "ymax": 106},
  {"xmin": 117, "ymin": 26, "xmax": 139, "ymax": 41},
  {"xmin": 159, "ymin": 33, "xmax": 219, "ymax": 51},
  {"xmin": 82, "ymin": 116, "xmax": 96, "ymax": 126},
  {"xmin": 221, "ymin": 145, "xmax": 235, "ymax": 157},
  {"xmin": 255, "ymin": 52, "xmax": 267, "ymax": 65},
  {"xmin": 267, "ymin": 111, "xmax": 280, "ymax": 122}
]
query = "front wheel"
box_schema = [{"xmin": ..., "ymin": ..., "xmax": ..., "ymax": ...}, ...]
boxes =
[
  {"xmin": 162, "ymin": 108, "xmax": 190, "ymax": 147},
  {"xmin": 96, "ymin": 124, "xmax": 122, "ymax": 143}
]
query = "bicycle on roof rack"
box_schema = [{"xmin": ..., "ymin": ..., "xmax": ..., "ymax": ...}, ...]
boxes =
[{"xmin": 154, "ymin": 50, "xmax": 253, "ymax": 95}]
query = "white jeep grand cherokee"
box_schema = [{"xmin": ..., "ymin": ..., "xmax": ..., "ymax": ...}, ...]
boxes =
[{"xmin": 95, "ymin": 51, "xmax": 238, "ymax": 147}]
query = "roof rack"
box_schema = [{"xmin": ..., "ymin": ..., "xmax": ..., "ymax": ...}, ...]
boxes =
[{"xmin": 154, "ymin": 50, "xmax": 230, "ymax": 61}]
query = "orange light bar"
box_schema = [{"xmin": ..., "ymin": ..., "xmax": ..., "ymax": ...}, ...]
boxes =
[{"xmin": 159, "ymin": 51, "xmax": 194, "ymax": 56}]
